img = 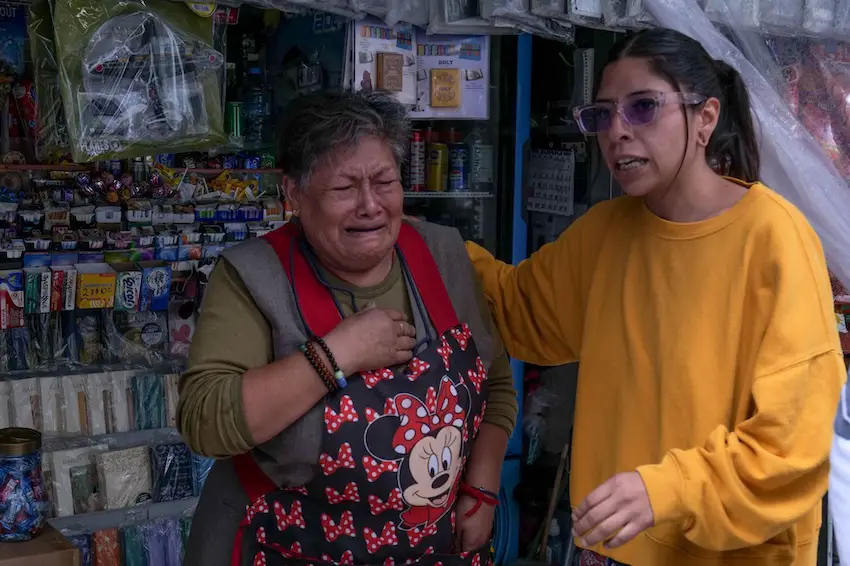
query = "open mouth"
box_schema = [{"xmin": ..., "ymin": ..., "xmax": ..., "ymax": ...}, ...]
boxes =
[
  {"xmin": 345, "ymin": 225, "xmax": 385, "ymax": 234},
  {"xmin": 615, "ymin": 157, "xmax": 648, "ymax": 172}
]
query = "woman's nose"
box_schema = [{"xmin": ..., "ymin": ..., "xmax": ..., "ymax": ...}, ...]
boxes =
[
  {"xmin": 607, "ymin": 110, "xmax": 634, "ymax": 141},
  {"xmin": 357, "ymin": 183, "xmax": 381, "ymax": 216}
]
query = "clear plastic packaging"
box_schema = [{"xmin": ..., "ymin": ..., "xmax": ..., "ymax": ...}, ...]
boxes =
[
  {"xmin": 483, "ymin": 0, "xmax": 577, "ymax": 41},
  {"xmin": 95, "ymin": 445, "xmax": 153, "ymax": 510},
  {"xmin": 53, "ymin": 0, "xmax": 225, "ymax": 162},
  {"xmin": 191, "ymin": 452, "xmax": 214, "ymax": 497},
  {"xmin": 352, "ymin": 0, "xmax": 391, "ymax": 17},
  {"xmin": 427, "ymin": 0, "xmax": 519, "ymax": 34},
  {"xmin": 386, "ymin": 0, "xmax": 430, "ymax": 26},
  {"xmin": 45, "ymin": 443, "xmax": 109, "ymax": 517},
  {"xmin": 143, "ymin": 517, "xmax": 183, "ymax": 566},
  {"xmin": 66, "ymin": 532, "xmax": 94, "ymax": 566},
  {"xmin": 93, "ymin": 527, "xmax": 121, "ymax": 565},
  {"xmin": 151, "ymin": 443, "xmax": 193, "ymax": 503},
  {"xmin": 643, "ymin": 0, "xmax": 850, "ymax": 293}
]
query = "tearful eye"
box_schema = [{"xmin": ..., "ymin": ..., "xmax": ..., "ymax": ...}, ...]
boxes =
[
  {"xmin": 428, "ymin": 454, "xmax": 439, "ymax": 478},
  {"xmin": 441, "ymin": 447, "xmax": 452, "ymax": 471}
]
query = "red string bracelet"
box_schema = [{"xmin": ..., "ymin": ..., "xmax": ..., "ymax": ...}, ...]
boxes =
[{"xmin": 459, "ymin": 483, "xmax": 499, "ymax": 518}]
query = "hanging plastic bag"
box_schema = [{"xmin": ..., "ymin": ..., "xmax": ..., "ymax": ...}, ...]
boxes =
[
  {"xmin": 385, "ymin": 0, "xmax": 430, "ymax": 26},
  {"xmin": 642, "ymin": 0, "xmax": 850, "ymax": 289},
  {"xmin": 482, "ymin": 0, "xmax": 576, "ymax": 41},
  {"xmin": 427, "ymin": 0, "xmax": 519, "ymax": 34},
  {"xmin": 351, "ymin": 0, "xmax": 390, "ymax": 18},
  {"xmin": 54, "ymin": 0, "xmax": 225, "ymax": 162},
  {"xmin": 28, "ymin": 0, "xmax": 70, "ymax": 162}
]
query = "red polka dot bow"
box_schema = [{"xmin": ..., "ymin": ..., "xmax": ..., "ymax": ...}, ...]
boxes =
[
  {"xmin": 273, "ymin": 500, "xmax": 306, "ymax": 532},
  {"xmin": 407, "ymin": 358, "xmax": 430, "ymax": 382},
  {"xmin": 363, "ymin": 368, "xmax": 394, "ymax": 389},
  {"xmin": 450, "ymin": 324, "xmax": 472, "ymax": 351},
  {"xmin": 363, "ymin": 456, "xmax": 400, "ymax": 482},
  {"xmin": 320, "ymin": 510, "xmax": 355, "ymax": 542},
  {"xmin": 325, "ymin": 396, "xmax": 359, "ymax": 433},
  {"xmin": 319, "ymin": 442, "xmax": 356, "ymax": 476},
  {"xmin": 364, "ymin": 522, "xmax": 399, "ymax": 554},
  {"xmin": 392, "ymin": 377, "xmax": 467, "ymax": 455},
  {"xmin": 325, "ymin": 482, "xmax": 360, "ymax": 504},
  {"xmin": 465, "ymin": 356, "xmax": 487, "ymax": 394},
  {"xmin": 406, "ymin": 522, "xmax": 438, "ymax": 547},
  {"xmin": 368, "ymin": 488, "xmax": 405, "ymax": 515},
  {"xmin": 321, "ymin": 550, "xmax": 354, "ymax": 565}
]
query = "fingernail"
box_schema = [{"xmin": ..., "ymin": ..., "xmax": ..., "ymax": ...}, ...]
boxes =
[
  {"xmin": 571, "ymin": 529, "xmax": 578, "ymax": 537},
  {"xmin": 580, "ymin": 538, "xmax": 588, "ymax": 547}
]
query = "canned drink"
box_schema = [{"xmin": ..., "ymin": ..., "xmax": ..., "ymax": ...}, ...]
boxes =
[
  {"xmin": 242, "ymin": 155, "xmax": 261, "ymax": 169},
  {"xmin": 155, "ymin": 154, "xmax": 175, "ymax": 168},
  {"xmin": 409, "ymin": 130, "xmax": 426, "ymax": 192},
  {"xmin": 448, "ymin": 142, "xmax": 469, "ymax": 191},
  {"xmin": 223, "ymin": 155, "xmax": 239, "ymax": 170},
  {"xmin": 109, "ymin": 160, "xmax": 122, "ymax": 176},
  {"xmin": 226, "ymin": 102, "xmax": 243, "ymax": 142},
  {"xmin": 426, "ymin": 142, "xmax": 448, "ymax": 192}
]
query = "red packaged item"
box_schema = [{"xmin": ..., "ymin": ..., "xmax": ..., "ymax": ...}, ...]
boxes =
[{"xmin": 9, "ymin": 79, "xmax": 37, "ymax": 142}]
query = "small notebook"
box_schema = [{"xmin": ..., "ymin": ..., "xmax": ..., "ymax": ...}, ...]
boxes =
[
  {"xmin": 96, "ymin": 446, "xmax": 153, "ymax": 510},
  {"xmin": 376, "ymin": 52, "xmax": 404, "ymax": 91},
  {"xmin": 152, "ymin": 443, "xmax": 194, "ymax": 503}
]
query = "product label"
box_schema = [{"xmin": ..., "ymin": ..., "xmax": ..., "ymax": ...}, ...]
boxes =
[{"xmin": 471, "ymin": 144, "xmax": 494, "ymax": 185}]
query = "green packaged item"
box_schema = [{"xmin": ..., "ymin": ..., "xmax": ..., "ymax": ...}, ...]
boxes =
[
  {"xmin": 54, "ymin": 0, "xmax": 225, "ymax": 162},
  {"xmin": 120, "ymin": 523, "xmax": 147, "ymax": 566},
  {"xmin": 28, "ymin": 0, "xmax": 71, "ymax": 161}
]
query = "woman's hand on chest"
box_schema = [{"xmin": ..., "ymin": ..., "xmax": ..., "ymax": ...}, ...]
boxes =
[{"xmin": 324, "ymin": 305, "xmax": 417, "ymax": 375}]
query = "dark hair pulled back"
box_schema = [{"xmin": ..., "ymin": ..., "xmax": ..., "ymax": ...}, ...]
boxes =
[{"xmin": 606, "ymin": 28, "xmax": 760, "ymax": 182}]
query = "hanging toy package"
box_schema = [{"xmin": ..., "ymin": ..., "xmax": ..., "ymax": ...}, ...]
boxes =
[{"xmin": 53, "ymin": 0, "xmax": 225, "ymax": 162}]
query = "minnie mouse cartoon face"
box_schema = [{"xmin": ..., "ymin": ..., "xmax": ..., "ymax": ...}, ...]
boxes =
[{"xmin": 365, "ymin": 376, "xmax": 469, "ymax": 530}]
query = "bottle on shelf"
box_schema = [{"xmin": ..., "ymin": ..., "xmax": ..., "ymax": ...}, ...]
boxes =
[
  {"xmin": 465, "ymin": 126, "xmax": 495, "ymax": 194},
  {"xmin": 546, "ymin": 518, "xmax": 565, "ymax": 566},
  {"xmin": 243, "ymin": 68, "xmax": 270, "ymax": 146}
]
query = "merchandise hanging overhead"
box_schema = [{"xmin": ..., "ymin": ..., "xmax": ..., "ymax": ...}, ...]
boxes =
[{"xmin": 642, "ymin": 0, "xmax": 850, "ymax": 291}]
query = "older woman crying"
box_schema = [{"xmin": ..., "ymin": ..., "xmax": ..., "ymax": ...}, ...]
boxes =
[{"xmin": 178, "ymin": 90, "xmax": 517, "ymax": 566}]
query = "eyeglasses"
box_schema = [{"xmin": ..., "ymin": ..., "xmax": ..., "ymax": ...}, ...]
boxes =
[{"xmin": 573, "ymin": 91, "xmax": 707, "ymax": 135}]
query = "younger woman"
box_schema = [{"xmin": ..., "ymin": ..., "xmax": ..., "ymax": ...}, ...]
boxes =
[{"xmin": 468, "ymin": 28, "xmax": 843, "ymax": 566}]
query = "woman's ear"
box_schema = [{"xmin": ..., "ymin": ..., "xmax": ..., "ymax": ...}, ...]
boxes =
[
  {"xmin": 283, "ymin": 176, "xmax": 301, "ymax": 213},
  {"xmin": 696, "ymin": 97, "xmax": 721, "ymax": 147}
]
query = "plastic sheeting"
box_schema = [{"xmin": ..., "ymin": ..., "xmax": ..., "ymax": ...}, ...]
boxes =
[{"xmin": 643, "ymin": 0, "xmax": 850, "ymax": 289}]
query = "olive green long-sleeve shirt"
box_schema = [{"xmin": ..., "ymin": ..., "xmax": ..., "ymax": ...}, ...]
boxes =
[{"xmin": 179, "ymin": 257, "xmax": 518, "ymax": 458}]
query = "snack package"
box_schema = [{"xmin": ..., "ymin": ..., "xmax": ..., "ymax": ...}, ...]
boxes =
[{"xmin": 53, "ymin": 0, "xmax": 225, "ymax": 162}]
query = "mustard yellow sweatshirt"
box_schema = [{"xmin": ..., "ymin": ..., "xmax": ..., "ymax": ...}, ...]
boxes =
[{"xmin": 468, "ymin": 182, "xmax": 845, "ymax": 566}]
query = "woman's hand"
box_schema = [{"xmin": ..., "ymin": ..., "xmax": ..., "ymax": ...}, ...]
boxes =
[
  {"xmin": 571, "ymin": 471, "xmax": 654, "ymax": 550},
  {"xmin": 323, "ymin": 305, "xmax": 416, "ymax": 375},
  {"xmin": 455, "ymin": 495, "xmax": 496, "ymax": 552}
]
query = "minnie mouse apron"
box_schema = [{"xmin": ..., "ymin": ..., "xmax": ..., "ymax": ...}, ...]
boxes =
[{"xmin": 230, "ymin": 222, "xmax": 492, "ymax": 566}]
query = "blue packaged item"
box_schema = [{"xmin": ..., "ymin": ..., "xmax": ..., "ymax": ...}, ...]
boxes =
[
  {"xmin": 0, "ymin": 428, "xmax": 46, "ymax": 542},
  {"xmin": 67, "ymin": 533, "xmax": 93, "ymax": 566},
  {"xmin": 152, "ymin": 443, "xmax": 193, "ymax": 503},
  {"xmin": 137, "ymin": 261, "xmax": 171, "ymax": 312},
  {"xmin": 191, "ymin": 453, "xmax": 214, "ymax": 496},
  {"xmin": 133, "ymin": 373, "xmax": 166, "ymax": 430},
  {"xmin": 155, "ymin": 246, "xmax": 178, "ymax": 262}
]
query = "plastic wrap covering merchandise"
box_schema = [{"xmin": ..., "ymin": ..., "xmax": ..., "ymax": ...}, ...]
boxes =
[
  {"xmin": 386, "ymin": 0, "xmax": 429, "ymax": 26},
  {"xmin": 481, "ymin": 0, "xmax": 576, "ymax": 41},
  {"xmin": 28, "ymin": 0, "xmax": 70, "ymax": 161},
  {"xmin": 427, "ymin": 0, "xmax": 520, "ymax": 34},
  {"xmin": 351, "ymin": 0, "xmax": 390, "ymax": 17},
  {"xmin": 53, "ymin": 0, "xmax": 225, "ymax": 162},
  {"xmin": 640, "ymin": 0, "xmax": 850, "ymax": 292},
  {"xmin": 251, "ymin": 0, "xmax": 362, "ymax": 18}
]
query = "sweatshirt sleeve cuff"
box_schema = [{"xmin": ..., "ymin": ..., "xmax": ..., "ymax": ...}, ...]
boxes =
[{"xmin": 636, "ymin": 455, "xmax": 688, "ymax": 526}]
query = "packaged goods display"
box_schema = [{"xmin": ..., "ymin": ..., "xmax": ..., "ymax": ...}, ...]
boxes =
[{"xmin": 53, "ymin": 0, "xmax": 226, "ymax": 162}]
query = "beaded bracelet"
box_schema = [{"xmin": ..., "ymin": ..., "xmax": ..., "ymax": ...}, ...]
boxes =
[
  {"xmin": 314, "ymin": 336, "xmax": 348, "ymax": 389},
  {"xmin": 299, "ymin": 341, "xmax": 337, "ymax": 392}
]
